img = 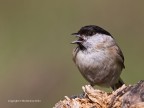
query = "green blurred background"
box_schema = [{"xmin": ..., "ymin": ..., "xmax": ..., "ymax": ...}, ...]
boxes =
[{"xmin": 0, "ymin": 0, "xmax": 144, "ymax": 108}]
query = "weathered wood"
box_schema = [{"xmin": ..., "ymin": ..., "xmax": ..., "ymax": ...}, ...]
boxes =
[{"xmin": 54, "ymin": 80, "xmax": 144, "ymax": 108}]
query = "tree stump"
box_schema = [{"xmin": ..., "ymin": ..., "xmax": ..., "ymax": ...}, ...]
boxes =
[{"xmin": 54, "ymin": 80, "xmax": 144, "ymax": 108}]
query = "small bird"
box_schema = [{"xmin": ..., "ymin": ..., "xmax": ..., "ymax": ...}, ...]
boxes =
[{"xmin": 71, "ymin": 25, "xmax": 125, "ymax": 90}]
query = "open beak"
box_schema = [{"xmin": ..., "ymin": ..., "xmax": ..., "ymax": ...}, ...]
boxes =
[{"xmin": 71, "ymin": 33, "xmax": 83, "ymax": 44}]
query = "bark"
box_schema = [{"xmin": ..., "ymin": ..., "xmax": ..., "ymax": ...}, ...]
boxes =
[{"xmin": 54, "ymin": 80, "xmax": 144, "ymax": 108}]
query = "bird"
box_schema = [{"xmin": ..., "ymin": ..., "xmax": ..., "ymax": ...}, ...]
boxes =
[{"xmin": 71, "ymin": 25, "xmax": 125, "ymax": 90}]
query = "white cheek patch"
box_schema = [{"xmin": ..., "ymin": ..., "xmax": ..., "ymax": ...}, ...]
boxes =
[
  {"xmin": 89, "ymin": 34, "xmax": 113, "ymax": 43},
  {"xmin": 83, "ymin": 34, "xmax": 114, "ymax": 49}
]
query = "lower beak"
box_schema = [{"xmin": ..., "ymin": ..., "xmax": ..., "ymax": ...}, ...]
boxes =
[{"xmin": 71, "ymin": 40, "xmax": 82, "ymax": 44}]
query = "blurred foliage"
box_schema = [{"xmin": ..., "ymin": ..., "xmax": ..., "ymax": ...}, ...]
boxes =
[{"xmin": 0, "ymin": 0, "xmax": 144, "ymax": 108}]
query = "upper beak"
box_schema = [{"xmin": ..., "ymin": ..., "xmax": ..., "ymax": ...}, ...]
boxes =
[
  {"xmin": 71, "ymin": 33, "xmax": 81, "ymax": 37},
  {"xmin": 71, "ymin": 33, "xmax": 79, "ymax": 35}
]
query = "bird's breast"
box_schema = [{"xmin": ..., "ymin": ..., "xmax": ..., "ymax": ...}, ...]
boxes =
[{"xmin": 75, "ymin": 49, "xmax": 106, "ymax": 71}]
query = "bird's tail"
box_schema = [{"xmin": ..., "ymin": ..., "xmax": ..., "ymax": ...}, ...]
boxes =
[{"xmin": 111, "ymin": 78, "xmax": 124, "ymax": 90}]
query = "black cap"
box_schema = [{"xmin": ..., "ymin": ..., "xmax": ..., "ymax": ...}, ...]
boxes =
[{"xmin": 72, "ymin": 25, "xmax": 111, "ymax": 36}]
